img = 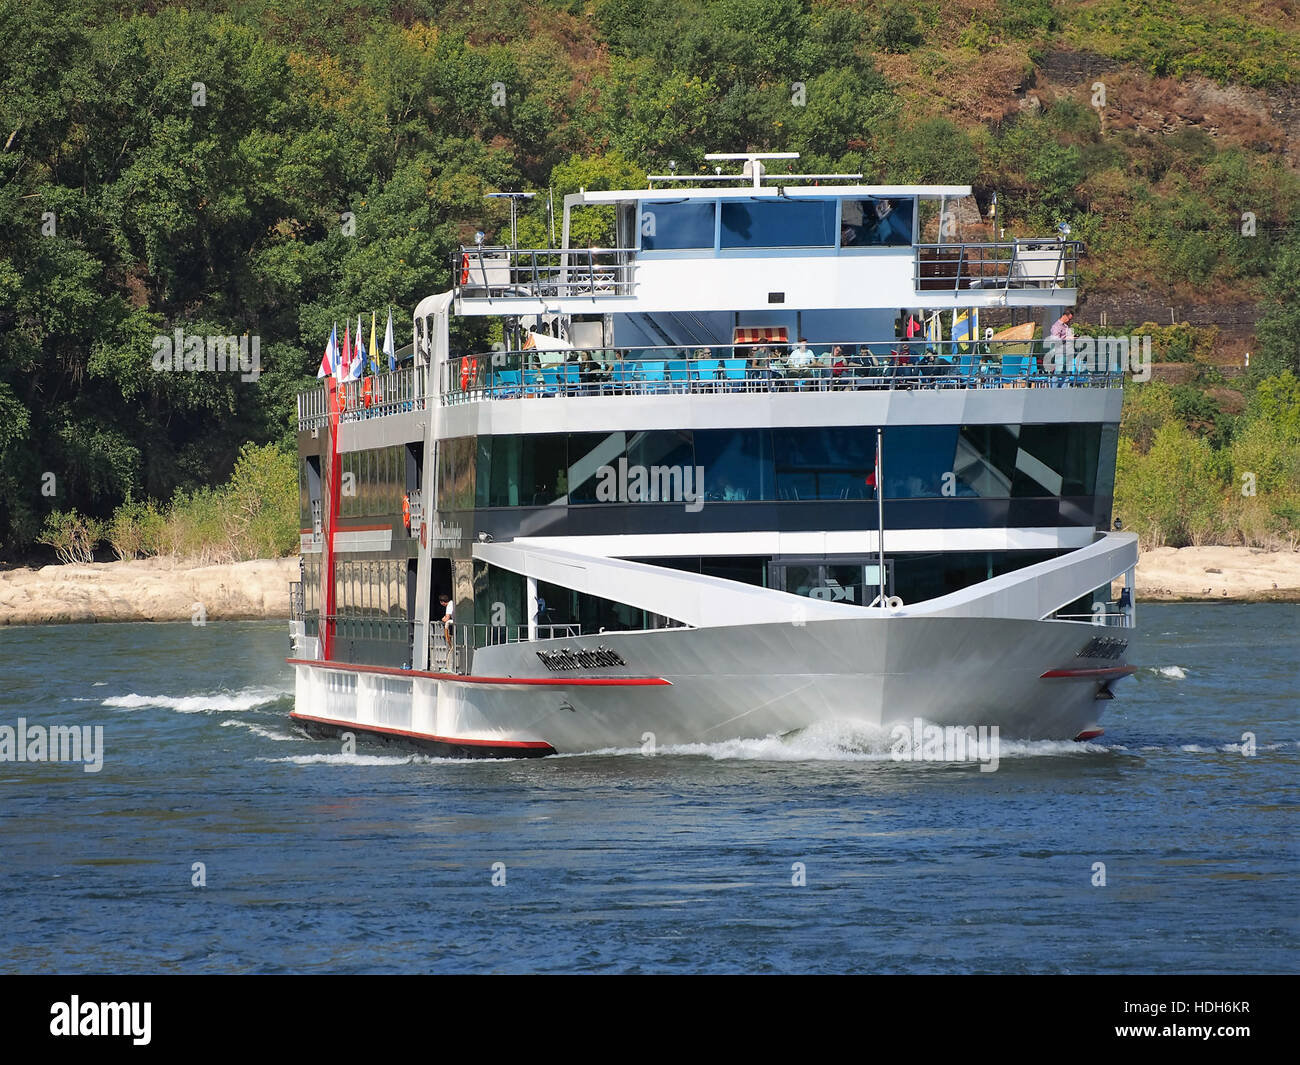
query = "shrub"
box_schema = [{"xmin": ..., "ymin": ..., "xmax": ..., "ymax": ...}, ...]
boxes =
[
  {"xmin": 37, "ymin": 509, "xmax": 104, "ymax": 565},
  {"xmin": 107, "ymin": 496, "xmax": 166, "ymax": 560}
]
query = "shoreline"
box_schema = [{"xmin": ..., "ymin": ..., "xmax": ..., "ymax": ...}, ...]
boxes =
[
  {"xmin": 1, "ymin": 547, "xmax": 1298, "ymax": 627},
  {"xmin": 0, "ymin": 557, "xmax": 299, "ymax": 626}
]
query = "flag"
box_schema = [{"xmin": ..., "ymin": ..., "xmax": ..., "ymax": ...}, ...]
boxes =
[
  {"xmin": 369, "ymin": 311, "xmax": 379, "ymax": 375},
  {"xmin": 383, "ymin": 307, "xmax": 396, "ymax": 373},
  {"xmin": 952, "ymin": 308, "xmax": 977, "ymax": 354},
  {"xmin": 317, "ymin": 323, "xmax": 338, "ymax": 378},
  {"xmin": 866, "ymin": 442, "xmax": 881, "ymax": 491},
  {"xmin": 351, "ymin": 316, "xmax": 366, "ymax": 381},
  {"xmin": 337, "ymin": 322, "xmax": 351, "ymax": 384},
  {"xmin": 926, "ymin": 311, "xmax": 941, "ymax": 346}
]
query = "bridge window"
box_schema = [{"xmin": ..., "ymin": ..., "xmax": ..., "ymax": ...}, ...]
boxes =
[
  {"xmin": 839, "ymin": 198, "xmax": 914, "ymax": 246},
  {"xmin": 720, "ymin": 199, "xmax": 837, "ymax": 248},
  {"xmin": 639, "ymin": 201, "xmax": 716, "ymax": 250}
]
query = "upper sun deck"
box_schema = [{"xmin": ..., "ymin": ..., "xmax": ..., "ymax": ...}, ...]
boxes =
[{"xmin": 454, "ymin": 154, "xmax": 1080, "ymax": 316}]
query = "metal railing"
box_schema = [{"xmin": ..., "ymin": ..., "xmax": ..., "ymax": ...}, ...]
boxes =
[
  {"xmin": 454, "ymin": 245, "xmax": 637, "ymax": 300},
  {"xmin": 465, "ymin": 622, "xmax": 583, "ymax": 647},
  {"xmin": 320, "ymin": 613, "xmax": 413, "ymax": 643},
  {"xmin": 297, "ymin": 365, "xmax": 425, "ymax": 430},
  {"xmin": 440, "ymin": 339, "xmax": 1123, "ymax": 403},
  {"xmin": 1055, "ymin": 611, "xmax": 1133, "ymax": 628},
  {"xmin": 915, "ymin": 240, "xmax": 1082, "ymax": 292},
  {"xmin": 289, "ymin": 581, "xmax": 305, "ymax": 620}
]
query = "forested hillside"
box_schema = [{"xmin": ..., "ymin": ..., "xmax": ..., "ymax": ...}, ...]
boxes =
[{"xmin": 2, "ymin": 0, "xmax": 1298, "ymax": 559}]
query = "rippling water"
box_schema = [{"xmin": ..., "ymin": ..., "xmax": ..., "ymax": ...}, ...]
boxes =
[{"xmin": 1, "ymin": 605, "xmax": 1296, "ymax": 973}]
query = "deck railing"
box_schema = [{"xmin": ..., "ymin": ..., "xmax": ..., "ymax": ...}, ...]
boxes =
[
  {"xmin": 454, "ymin": 245, "xmax": 637, "ymax": 300},
  {"xmin": 1055, "ymin": 611, "xmax": 1133, "ymax": 628},
  {"xmin": 440, "ymin": 339, "xmax": 1123, "ymax": 404},
  {"xmin": 297, "ymin": 365, "xmax": 425, "ymax": 430},
  {"xmin": 915, "ymin": 240, "xmax": 1082, "ymax": 291}
]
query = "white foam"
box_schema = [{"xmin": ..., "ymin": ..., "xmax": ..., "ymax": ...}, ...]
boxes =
[
  {"xmin": 219, "ymin": 719, "xmax": 298, "ymax": 742},
  {"xmin": 104, "ymin": 687, "xmax": 288, "ymax": 714},
  {"xmin": 569, "ymin": 719, "xmax": 1111, "ymax": 763},
  {"xmin": 1150, "ymin": 666, "xmax": 1187, "ymax": 679},
  {"xmin": 258, "ymin": 752, "xmax": 449, "ymax": 766}
]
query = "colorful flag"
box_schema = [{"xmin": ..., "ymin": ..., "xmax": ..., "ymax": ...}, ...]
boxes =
[
  {"xmin": 383, "ymin": 307, "xmax": 396, "ymax": 373},
  {"xmin": 369, "ymin": 311, "xmax": 379, "ymax": 375},
  {"xmin": 952, "ymin": 308, "xmax": 978, "ymax": 354},
  {"xmin": 318, "ymin": 323, "xmax": 338, "ymax": 378},
  {"xmin": 337, "ymin": 322, "xmax": 351, "ymax": 384},
  {"xmin": 351, "ymin": 316, "xmax": 366, "ymax": 381}
]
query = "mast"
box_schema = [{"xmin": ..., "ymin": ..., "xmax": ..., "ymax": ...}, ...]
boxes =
[{"xmin": 876, "ymin": 427, "xmax": 886, "ymax": 609}]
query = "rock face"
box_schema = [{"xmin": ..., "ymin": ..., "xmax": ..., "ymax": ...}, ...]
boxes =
[{"xmin": 0, "ymin": 557, "xmax": 300, "ymax": 625}]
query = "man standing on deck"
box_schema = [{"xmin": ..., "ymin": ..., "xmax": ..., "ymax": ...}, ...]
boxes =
[{"xmin": 1048, "ymin": 311, "xmax": 1076, "ymax": 375}]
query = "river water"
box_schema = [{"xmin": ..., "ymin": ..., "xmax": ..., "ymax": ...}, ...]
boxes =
[{"xmin": 1, "ymin": 604, "xmax": 1295, "ymax": 973}]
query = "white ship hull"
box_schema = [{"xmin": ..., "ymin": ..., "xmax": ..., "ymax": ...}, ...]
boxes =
[{"xmin": 291, "ymin": 535, "xmax": 1137, "ymax": 756}]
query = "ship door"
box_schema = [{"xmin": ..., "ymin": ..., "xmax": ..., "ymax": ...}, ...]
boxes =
[{"xmin": 306, "ymin": 456, "xmax": 323, "ymax": 547}]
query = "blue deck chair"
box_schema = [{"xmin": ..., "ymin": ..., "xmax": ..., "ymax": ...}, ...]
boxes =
[
  {"xmin": 722, "ymin": 358, "xmax": 747, "ymax": 390},
  {"xmin": 494, "ymin": 369, "xmax": 522, "ymax": 397},
  {"xmin": 640, "ymin": 360, "xmax": 667, "ymax": 394}
]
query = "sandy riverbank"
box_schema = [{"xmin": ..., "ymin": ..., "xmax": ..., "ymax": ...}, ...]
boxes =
[
  {"xmin": 0, "ymin": 547, "xmax": 1297, "ymax": 626},
  {"xmin": 1125, "ymin": 545, "xmax": 1300, "ymax": 602},
  {"xmin": 0, "ymin": 557, "xmax": 299, "ymax": 625}
]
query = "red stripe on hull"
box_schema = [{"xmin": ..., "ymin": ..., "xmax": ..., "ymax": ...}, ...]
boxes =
[
  {"xmin": 1040, "ymin": 665, "xmax": 1137, "ymax": 680},
  {"xmin": 286, "ymin": 657, "xmax": 671, "ymax": 687},
  {"xmin": 290, "ymin": 711, "xmax": 555, "ymax": 756}
]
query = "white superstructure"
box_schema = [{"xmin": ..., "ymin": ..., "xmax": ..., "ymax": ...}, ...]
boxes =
[{"xmin": 289, "ymin": 153, "xmax": 1136, "ymax": 757}]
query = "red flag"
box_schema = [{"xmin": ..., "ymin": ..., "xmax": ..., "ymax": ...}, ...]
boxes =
[
  {"xmin": 337, "ymin": 322, "xmax": 352, "ymax": 383},
  {"xmin": 867, "ymin": 445, "xmax": 881, "ymax": 490}
]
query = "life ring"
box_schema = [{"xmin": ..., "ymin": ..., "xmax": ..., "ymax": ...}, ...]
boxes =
[
  {"xmin": 459, "ymin": 355, "xmax": 477, "ymax": 390},
  {"xmin": 460, "ymin": 254, "xmax": 470, "ymax": 285},
  {"xmin": 402, "ymin": 493, "xmax": 411, "ymax": 532}
]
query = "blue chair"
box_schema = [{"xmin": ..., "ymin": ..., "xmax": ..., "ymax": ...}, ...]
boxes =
[
  {"xmin": 640, "ymin": 360, "xmax": 667, "ymax": 393},
  {"xmin": 494, "ymin": 369, "xmax": 522, "ymax": 398},
  {"xmin": 612, "ymin": 362, "xmax": 638, "ymax": 390},
  {"xmin": 695, "ymin": 359, "xmax": 720, "ymax": 386},
  {"xmin": 667, "ymin": 359, "xmax": 692, "ymax": 391},
  {"xmin": 722, "ymin": 358, "xmax": 747, "ymax": 390}
]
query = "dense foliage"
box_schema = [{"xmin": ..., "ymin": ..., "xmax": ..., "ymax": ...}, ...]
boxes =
[{"xmin": 1, "ymin": 0, "xmax": 1298, "ymax": 559}]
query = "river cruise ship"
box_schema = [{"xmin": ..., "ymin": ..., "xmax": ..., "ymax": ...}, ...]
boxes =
[{"xmin": 288, "ymin": 152, "xmax": 1137, "ymax": 757}]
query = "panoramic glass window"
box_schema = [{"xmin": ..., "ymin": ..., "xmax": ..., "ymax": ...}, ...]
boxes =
[
  {"xmin": 639, "ymin": 200, "xmax": 716, "ymax": 250},
  {"xmin": 720, "ymin": 199, "xmax": 837, "ymax": 248},
  {"xmin": 839, "ymin": 198, "xmax": 915, "ymax": 246},
  {"xmin": 694, "ymin": 430, "xmax": 773, "ymax": 502},
  {"xmin": 1012, "ymin": 424, "xmax": 1100, "ymax": 497},
  {"xmin": 774, "ymin": 426, "xmax": 874, "ymax": 500}
]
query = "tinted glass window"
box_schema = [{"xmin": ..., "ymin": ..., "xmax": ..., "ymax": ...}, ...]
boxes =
[
  {"xmin": 720, "ymin": 200, "xmax": 837, "ymax": 248},
  {"xmin": 695, "ymin": 430, "xmax": 773, "ymax": 502},
  {"xmin": 840, "ymin": 198, "xmax": 914, "ymax": 246},
  {"xmin": 640, "ymin": 201, "xmax": 716, "ymax": 250}
]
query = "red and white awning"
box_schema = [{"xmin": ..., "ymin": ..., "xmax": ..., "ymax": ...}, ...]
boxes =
[{"xmin": 733, "ymin": 326, "xmax": 789, "ymax": 345}]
